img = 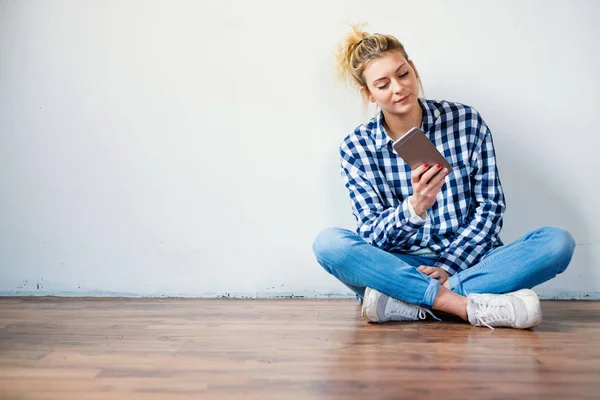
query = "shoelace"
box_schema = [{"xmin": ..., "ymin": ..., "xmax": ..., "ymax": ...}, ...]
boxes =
[
  {"xmin": 419, "ymin": 307, "xmax": 441, "ymax": 321},
  {"xmin": 388, "ymin": 302, "xmax": 441, "ymax": 321},
  {"xmin": 473, "ymin": 298, "xmax": 515, "ymax": 330}
]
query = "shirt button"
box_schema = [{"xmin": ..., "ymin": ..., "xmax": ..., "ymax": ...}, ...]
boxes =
[{"xmin": 424, "ymin": 235, "xmax": 430, "ymax": 241}]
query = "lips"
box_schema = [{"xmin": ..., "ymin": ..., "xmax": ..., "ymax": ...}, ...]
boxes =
[{"xmin": 394, "ymin": 94, "xmax": 410, "ymax": 103}]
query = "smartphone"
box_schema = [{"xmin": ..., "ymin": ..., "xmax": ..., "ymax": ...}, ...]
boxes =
[{"xmin": 392, "ymin": 127, "xmax": 453, "ymax": 173}]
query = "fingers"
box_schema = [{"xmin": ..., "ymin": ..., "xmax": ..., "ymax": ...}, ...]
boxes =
[
  {"xmin": 418, "ymin": 266, "xmax": 436, "ymax": 276},
  {"xmin": 431, "ymin": 167, "xmax": 450, "ymax": 187},
  {"xmin": 418, "ymin": 266, "xmax": 449, "ymax": 283},
  {"xmin": 431, "ymin": 171, "xmax": 448, "ymax": 192},
  {"xmin": 411, "ymin": 164, "xmax": 430, "ymax": 184},
  {"xmin": 413, "ymin": 164, "xmax": 449, "ymax": 189},
  {"xmin": 410, "ymin": 164, "xmax": 450, "ymax": 215},
  {"xmin": 420, "ymin": 168, "xmax": 449, "ymax": 195},
  {"xmin": 428, "ymin": 271, "xmax": 447, "ymax": 283},
  {"xmin": 421, "ymin": 164, "xmax": 444, "ymax": 183}
]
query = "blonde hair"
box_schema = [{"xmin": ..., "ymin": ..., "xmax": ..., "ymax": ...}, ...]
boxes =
[{"xmin": 335, "ymin": 24, "xmax": 423, "ymax": 100}]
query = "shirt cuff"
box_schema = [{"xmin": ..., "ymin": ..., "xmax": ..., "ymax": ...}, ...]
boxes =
[
  {"xmin": 395, "ymin": 198, "xmax": 427, "ymax": 232},
  {"xmin": 407, "ymin": 197, "xmax": 428, "ymax": 223}
]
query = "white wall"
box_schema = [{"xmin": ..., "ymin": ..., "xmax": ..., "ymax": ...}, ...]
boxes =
[{"xmin": 1, "ymin": 0, "xmax": 599, "ymax": 298}]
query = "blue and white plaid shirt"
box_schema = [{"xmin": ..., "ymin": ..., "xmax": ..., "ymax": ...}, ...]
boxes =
[{"xmin": 339, "ymin": 98, "xmax": 506, "ymax": 275}]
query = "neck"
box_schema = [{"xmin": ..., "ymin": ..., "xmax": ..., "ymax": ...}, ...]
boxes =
[{"xmin": 382, "ymin": 102, "xmax": 423, "ymax": 142}]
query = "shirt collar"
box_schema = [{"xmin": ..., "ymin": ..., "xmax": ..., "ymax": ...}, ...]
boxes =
[
  {"xmin": 373, "ymin": 98, "xmax": 441, "ymax": 149},
  {"xmin": 420, "ymin": 97, "xmax": 441, "ymax": 134}
]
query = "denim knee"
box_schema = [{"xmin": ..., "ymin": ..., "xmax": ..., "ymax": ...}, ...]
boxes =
[
  {"xmin": 312, "ymin": 227, "xmax": 356, "ymax": 274},
  {"xmin": 541, "ymin": 226, "xmax": 576, "ymax": 274}
]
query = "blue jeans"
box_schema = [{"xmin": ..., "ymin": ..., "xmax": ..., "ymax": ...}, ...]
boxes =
[{"xmin": 312, "ymin": 226, "xmax": 576, "ymax": 308}]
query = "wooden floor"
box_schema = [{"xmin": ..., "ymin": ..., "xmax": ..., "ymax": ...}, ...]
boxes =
[{"xmin": 1, "ymin": 298, "xmax": 599, "ymax": 400}]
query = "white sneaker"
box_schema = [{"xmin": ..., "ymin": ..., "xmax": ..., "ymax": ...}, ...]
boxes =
[
  {"xmin": 361, "ymin": 287, "xmax": 439, "ymax": 323},
  {"xmin": 467, "ymin": 289, "xmax": 542, "ymax": 330}
]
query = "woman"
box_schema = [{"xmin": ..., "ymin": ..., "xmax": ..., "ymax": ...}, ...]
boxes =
[{"xmin": 312, "ymin": 25, "xmax": 576, "ymax": 329}]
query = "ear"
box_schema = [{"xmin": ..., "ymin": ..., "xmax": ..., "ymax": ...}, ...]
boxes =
[{"xmin": 360, "ymin": 86, "xmax": 376, "ymax": 103}]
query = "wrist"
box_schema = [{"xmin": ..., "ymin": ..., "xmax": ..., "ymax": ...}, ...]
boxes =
[{"xmin": 409, "ymin": 196, "xmax": 426, "ymax": 217}]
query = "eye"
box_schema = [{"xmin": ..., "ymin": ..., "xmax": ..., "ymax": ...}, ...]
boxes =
[
  {"xmin": 399, "ymin": 71, "xmax": 409, "ymax": 78},
  {"xmin": 377, "ymin": 83, "xmax": 389, "ymax": 90}
]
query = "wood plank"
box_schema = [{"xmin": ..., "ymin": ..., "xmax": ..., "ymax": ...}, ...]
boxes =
[{"xmin": 0, "ymin": 298, "xmax": 599, "ymax": 399}]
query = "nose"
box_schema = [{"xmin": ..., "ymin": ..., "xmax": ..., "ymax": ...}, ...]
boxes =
[{"xmin": 391, "ymin": 78, "xmax": 403, "ymax": 94}]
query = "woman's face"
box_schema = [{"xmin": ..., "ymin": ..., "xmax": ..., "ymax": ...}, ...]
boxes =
[{"xmin": 361, "ymin": 51, "xmax": 421, "ymax": 117}]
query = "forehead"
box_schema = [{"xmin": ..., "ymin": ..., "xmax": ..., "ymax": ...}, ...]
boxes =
[{"xmin": 362, "ymin": 51, "xmax": 408, "ymax": 83}]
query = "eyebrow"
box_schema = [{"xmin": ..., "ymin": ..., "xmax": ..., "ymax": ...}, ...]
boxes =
[{"xmin": 373, "ymin": 63, "xmax": 406, "ymax": 85}]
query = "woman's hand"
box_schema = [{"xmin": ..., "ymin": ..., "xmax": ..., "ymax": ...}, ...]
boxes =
[
  {"xmin": 418, "ymin": 266, "xmax": 450, "ymax": 284},
  {"xmin": 409, "ymin": 164, "xmax": 450, "ymax": 216}
]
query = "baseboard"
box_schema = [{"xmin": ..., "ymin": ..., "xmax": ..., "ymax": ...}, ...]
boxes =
[{"xmin": 1, "ymin": 290, "xmax": 599, "ymax": 300}]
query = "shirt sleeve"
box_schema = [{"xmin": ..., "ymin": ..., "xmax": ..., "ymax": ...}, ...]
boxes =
[
  {"xmin": 340, "ymin": 142, "xmax": 426, "ymax": 251},
  {"xmin": 434, "ymin": 123, "xmax": 506, "ymax": 275}
]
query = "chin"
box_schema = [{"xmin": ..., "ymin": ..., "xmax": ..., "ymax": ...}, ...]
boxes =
[{"xmin": 385, "ymin": 99, "xmax": 416, "ymax": 115}]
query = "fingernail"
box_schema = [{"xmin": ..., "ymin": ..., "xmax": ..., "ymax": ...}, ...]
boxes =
[
  {"xmin": 436, "ymin": 164, "xmax": 441, "ymax": 168},
  {"xmin": 423, "ymin": 164, "xmax": 429, "ymax": 169}
]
